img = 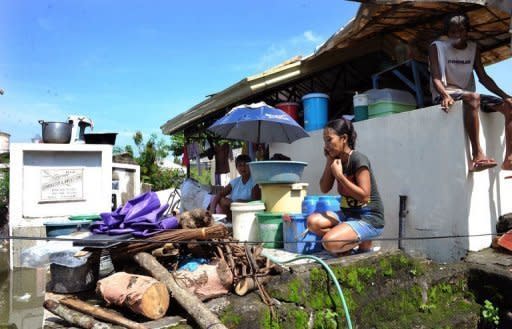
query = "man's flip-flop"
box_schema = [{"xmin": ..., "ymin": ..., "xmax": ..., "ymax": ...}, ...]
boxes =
[{"xmin": 469, "ymin": 159, "xmax": 498, "ymax": 172}]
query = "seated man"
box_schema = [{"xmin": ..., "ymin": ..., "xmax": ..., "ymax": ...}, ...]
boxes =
[
  {"xmin": 429, "ymin": 13, "xmax": 512, "ymax": 172},
  {"xmin": 210, "ymin": 154, "xmax": 261, "ymax": 220}
]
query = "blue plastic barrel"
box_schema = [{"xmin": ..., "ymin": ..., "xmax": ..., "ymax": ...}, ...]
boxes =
[{"xmin": 302, "ymin": 93, "xmax": 329, "ymax": 131}]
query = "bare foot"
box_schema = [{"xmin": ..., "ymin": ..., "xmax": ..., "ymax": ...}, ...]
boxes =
[
  {"xmin": 502, "ymin": 160, "xmax": 512, "ymax": 171},
  {"xmin": 358, "ymin": 240, "xmax": 372, "ymax": 252},
  {"xmin": 469, "ymin": 157, "xmax": 497, "ymax": 172}
]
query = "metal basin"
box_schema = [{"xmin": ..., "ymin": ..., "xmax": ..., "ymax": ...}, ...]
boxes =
[{"xmin": 84, "ymin": 133, "xmax": 117, "ymax": 145}]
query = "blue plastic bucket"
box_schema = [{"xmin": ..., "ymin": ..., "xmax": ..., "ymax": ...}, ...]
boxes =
[
  {"xmin": 302, "ymin": 93, "xmax": 329, "ymax": 131},
  {"xmin": 284, "ymin": 214, "xmax": 322, "ymax": 254}
]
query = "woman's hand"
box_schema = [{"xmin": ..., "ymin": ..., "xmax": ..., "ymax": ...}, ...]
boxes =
[{"xmin": 330, "ymin": 158, "xmax": 343, "ymax": 178}]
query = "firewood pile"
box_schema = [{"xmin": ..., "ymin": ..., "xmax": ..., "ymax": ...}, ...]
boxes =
[{"xmin": 44, "ymin": 209, "xmax": 282, "ymax": 329}]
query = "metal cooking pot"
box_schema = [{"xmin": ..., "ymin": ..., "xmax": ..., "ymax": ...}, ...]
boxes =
[{"xmin": 39, "ymin": 120, "xmax": 72, "ymax": 144}]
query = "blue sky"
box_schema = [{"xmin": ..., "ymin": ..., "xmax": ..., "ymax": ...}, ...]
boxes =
[{"xmin": 1, "ymin": 1, "xmax": 510, "ymax": 150}]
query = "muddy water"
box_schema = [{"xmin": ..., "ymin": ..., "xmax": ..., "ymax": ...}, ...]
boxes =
[{"xmin": 0, "ymin": 244, "xmax": 46, "ymax": 329}]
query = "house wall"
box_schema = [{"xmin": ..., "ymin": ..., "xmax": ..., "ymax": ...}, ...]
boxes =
[{"xmin": 271, "ymin": 101, "xmax": 512, "ymax": 262}]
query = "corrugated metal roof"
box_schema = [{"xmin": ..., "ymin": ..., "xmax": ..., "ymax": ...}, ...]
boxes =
[
  {"xmin": 161, "ymin": 0, "xmax": 511, "ymax": 135},
  {"xmin": 318, "ymin": 0, "xmax": 511, "ymax": 64}
]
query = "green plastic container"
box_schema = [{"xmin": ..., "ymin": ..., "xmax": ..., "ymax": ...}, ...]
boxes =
[
  {"xmin": 44, "ymin": 220, "xmax": 91, "ymax": 237},
  {"xmin": 69, "ymin": 214, "xmax": 101, "ymax": 221},
  {"xmin": 256, "ymin": 212, "xmax": 283, "ymax": 249},
  {"xmin": 368, "ymin": 101, "xmax": 416, "ymax": 118}
]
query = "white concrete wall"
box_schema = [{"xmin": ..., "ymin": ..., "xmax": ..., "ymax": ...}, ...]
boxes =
[
  {"xmin": 9, "ymin": 143, "xmax": 112, "ymax": 267},
  {"xmin": 10, "ymin": 143, "xmax": 112, "ymax": 225},
  {"xmin": 112, "ymin": 162, "xmax": 141, "ymax": 206},
  {"xmin": 271, "ymin": 101, "xmax": 512, "ymax": 262}
]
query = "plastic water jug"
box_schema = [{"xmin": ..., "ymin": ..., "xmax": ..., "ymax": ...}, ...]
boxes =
[
  {"xmin": 302, "ymin": 196, "xmax": 319, "ymax": 215},
  {"xmin": 316, "ymin": 196, "xmax": 340, "ymax": 213}
]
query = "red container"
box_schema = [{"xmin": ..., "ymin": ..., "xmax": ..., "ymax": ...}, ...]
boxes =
[{"xmin": 275, "ymin": 102, "xmax": 299, "ymax": 121}]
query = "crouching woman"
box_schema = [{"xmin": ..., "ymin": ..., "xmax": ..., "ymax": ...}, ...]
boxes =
[{"xmin": 307, "ymin": 118, "xmax": 384, "ymax": 254}]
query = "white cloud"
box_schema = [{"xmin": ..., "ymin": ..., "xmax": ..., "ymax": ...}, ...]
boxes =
[
  {"xmin": 303, "ymin": 30, "xmax": 321, "ymax": 43},
  {"xmin": 255, "ymin": 45, "xmax": 288, "ymax": 71},
  {"xmin": 234, "ymin": 30, "xmax": 324, "ymax": 73}
]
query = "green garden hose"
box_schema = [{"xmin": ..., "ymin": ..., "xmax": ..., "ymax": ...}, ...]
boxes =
[{"xmin": 265, "ymin": 254, "xmax": 353, "ymax": 329}]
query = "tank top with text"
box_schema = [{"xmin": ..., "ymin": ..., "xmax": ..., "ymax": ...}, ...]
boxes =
[{"xmin": 430, "ymin": 40, "xmax": 477, "ymax": 100}]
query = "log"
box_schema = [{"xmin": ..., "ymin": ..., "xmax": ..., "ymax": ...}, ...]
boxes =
[
  {"xmin": 498, "ymin": 230, "xmax": 512, "ymax": 252},
  {"xmin": 173, "ymin": 259, "xmax": 233, "ymax": 301},
  {"xmin": 134, "ymin": 252, "xmax": 228, "ymax": 329},
  {"xmin": 60, "ymin": 297, "xmax": 148, "ymax": 329},
  {"xmin": 43, "ymin": 299, "xmax": 121, "ymax": 329},
  {"xmin": 234, "ymin": 276, "xmax": 271, "ymax": 296},
  {"xmin": 96, "ymin": 272, "xmax": 169, "ymax": 320}
]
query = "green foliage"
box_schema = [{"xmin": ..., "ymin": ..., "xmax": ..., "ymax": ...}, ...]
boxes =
[
  {"xmin": 481, "ymin": 299, "xmax": 499, "ymax": 326},
  {"xmin": 170, "ymin": 132, "xmax": 185, "ymax": 157},
  {"xmin": 290, "ymin": 309, "xmax": 309, "ymax": 329},
  {"xmin": 189, "ymin": 166, "xmax": 211, "ymax": 186},
  {"xmin": 0, "ymin": 170, "xmax": 8, "ymax": 209},
  {"xmin": 220, "ymin": 305, "xmax": 242, "ymax": 328},
  {"xmin": 120, "ymin": 131, "xmax": 186, "ymax": 189},
  {"xmin": 379, "ymin": 258, "xmax": 394, "ymax": 277},
  {"xmin": 113, "ymin": 144, "xmax": 134, "ymax": 157},
  {"xmin": 313, "ymin": 309, "xmax": 338, "ymax": 329},
  {"xmin": 261, "ymin": 308, "xmax": 281, "ymax": 329}
]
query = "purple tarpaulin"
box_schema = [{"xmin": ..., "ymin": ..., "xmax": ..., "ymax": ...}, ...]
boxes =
[{"xmin": 90, "ymin": 191, "xmax": 179, "ymax": 236}]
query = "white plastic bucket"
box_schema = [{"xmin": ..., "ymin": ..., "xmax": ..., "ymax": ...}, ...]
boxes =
[
  {"xmin": 231, "ymin": 201, "xmax": 265, "ymax": 242},
  {"xmin": 353, "ymin": 93, "xmax": 368, "ymax": 122}
]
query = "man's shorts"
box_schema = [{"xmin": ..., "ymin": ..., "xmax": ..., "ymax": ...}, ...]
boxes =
[{"xmin": 434, "ymin": 92, "xmax": 504, "ymax": 112}]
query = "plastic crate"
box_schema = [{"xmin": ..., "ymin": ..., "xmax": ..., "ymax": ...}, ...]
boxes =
[
  {"xmin": 368, "ymin": 101, "xmax": 416, "ymax": 118},
  {"xmin": 283, "ymin": 214, "xmax": 322, "ymax": 254}
]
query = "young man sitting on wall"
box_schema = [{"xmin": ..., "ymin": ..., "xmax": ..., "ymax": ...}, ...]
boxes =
[{"xmin": 429, "ymin": 13, "xmax": 512, "ymax": 172}]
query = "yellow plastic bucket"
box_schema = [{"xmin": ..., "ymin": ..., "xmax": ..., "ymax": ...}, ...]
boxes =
[{"xmin": 260, "ymin": 183, "xmax": 308, "ymax": 213}]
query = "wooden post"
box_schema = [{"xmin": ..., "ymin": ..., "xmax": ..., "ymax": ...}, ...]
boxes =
[
  {"xmin": 60, "ymin": 297, "xmax": 148, "ymax": 329},
  {"xmin": 44, "ymin": 299, "xmax": 122, "ymax": 329}
]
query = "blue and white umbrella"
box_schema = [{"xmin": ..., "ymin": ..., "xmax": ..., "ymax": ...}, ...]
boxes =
[{"xmin": 208, "ymin": 102, "xmax": 309, "ymax": 144}]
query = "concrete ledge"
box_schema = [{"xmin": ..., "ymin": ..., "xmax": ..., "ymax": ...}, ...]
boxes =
[{"xmin": 271, "ymin": 102, "xmax": 511, "ymax": 262}]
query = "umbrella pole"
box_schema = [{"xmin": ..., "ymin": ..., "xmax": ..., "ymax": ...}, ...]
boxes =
[{"xmin": 257, "ymin": 121, "xmax": 261, "ymax": 145}]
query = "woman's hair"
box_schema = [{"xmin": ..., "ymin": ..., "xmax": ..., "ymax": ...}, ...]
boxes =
[
  {"xmin": 235, "ymin": 154, "xmax": 252, "ymax": 165},
  {"xmin": 325, "ymin": 118, "xmax": 357, "ymax": 149},
  {"xmin": 444, "ymin": 12, "xmax": 470, "ymax": 34}
]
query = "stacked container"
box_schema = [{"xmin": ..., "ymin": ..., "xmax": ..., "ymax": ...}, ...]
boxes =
[
  {"xmin": 364, "ymin": 88, "xmax": 417, "ymax": 118},
  {"xmin": 248, "ymin": 161, "xmax": 309, "ymax": 249}
]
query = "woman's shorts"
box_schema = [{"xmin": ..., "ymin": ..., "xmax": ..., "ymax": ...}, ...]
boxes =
[{"xmin": 331, "ymin": 210, "xmax": 383, "ymax": 241}]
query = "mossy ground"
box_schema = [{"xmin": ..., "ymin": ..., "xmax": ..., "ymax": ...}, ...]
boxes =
[{"xmin": 222, "ymin": 252, "xmax": 483, "ymax": 329}]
